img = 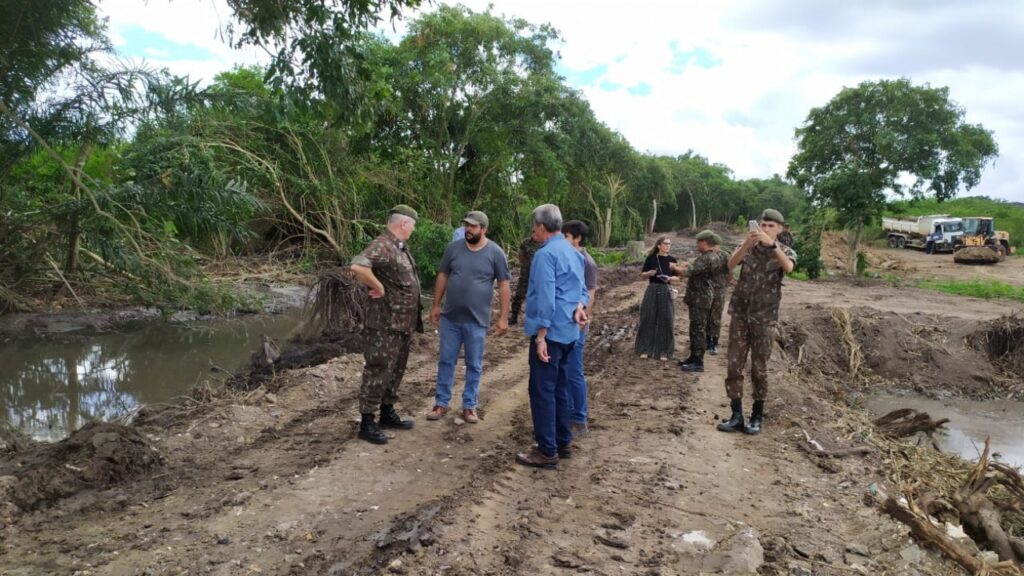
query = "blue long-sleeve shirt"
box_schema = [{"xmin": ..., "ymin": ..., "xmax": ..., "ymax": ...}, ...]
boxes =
[{"xmin": 524, "ymin": 233, "xmax": 589, "ymax": 344}]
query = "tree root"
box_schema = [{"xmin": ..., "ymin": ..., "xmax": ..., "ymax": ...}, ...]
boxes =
[{"xmin": 873, "ymin": 408, "xmax": 950, "ymax": 441}]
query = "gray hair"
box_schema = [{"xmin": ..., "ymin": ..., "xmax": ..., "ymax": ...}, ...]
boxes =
[
  {"xmin": 388, "ymin": 213, "xmax": 414, "ymax": 226},
  {"xmin": 532, "ymin": 204, "xmax": 562, "ymax": 232}
]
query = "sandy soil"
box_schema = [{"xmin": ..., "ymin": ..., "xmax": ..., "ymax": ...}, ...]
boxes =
[{"xmin": 1, "ymin": 231, "xmax": 1022, "ymax": 576}]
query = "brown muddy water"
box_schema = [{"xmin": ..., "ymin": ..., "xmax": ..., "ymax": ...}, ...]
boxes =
[
  {"xmin": 0, "ymin": 310, "xmax": 303, "ymax": 441},
  {"xmin": 865, "ymin": 394, "xmax": 1024, "ymax": 469}
]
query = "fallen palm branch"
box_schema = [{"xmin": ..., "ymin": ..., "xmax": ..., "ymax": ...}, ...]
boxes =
[
  {"xmin": 301, "ymin": 268, "xmax": 368, "ymax": 341},
  {"xmin": 830, "ymin": 308, "xmax": 863, "ymax": 377}
]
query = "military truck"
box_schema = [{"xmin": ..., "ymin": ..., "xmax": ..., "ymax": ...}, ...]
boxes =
[{"xmin": 882, "ymin": 215, "xmax": 964, "ymax": 253}]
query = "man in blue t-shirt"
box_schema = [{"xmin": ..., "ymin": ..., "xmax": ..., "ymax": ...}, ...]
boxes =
[
  {"xmin": 515, "ymin": 204, "xmax": 589, "ymax": 470},
  {"xmin": 427, "ymin": 211, "xmax": 511, "ymax": 423}
]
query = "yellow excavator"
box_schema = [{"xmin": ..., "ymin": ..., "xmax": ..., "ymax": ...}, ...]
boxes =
[{"xmin": 953, "ymin": 217, "xmax": 1013, "ymax": 264}]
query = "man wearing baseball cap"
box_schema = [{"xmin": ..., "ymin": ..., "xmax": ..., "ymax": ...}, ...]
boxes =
[
  {"xmin": 427, "ymin": 210, "xmax": 511, "ymax": 424},
  {"xmin": 716, "ymin": 209, "xmax": 796, "ymax": 436},
  {"xmin": 349, "ymin": 204, "xmax": 422, "ymax": 444}
]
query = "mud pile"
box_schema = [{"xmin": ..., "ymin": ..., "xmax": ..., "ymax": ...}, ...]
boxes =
[
  {"xmin": 777, "ymin": 306, "xmax": 1014, "ymax": 399},
  {"xmin": 969, "ymin": 315, "xmax": 1024, "ymax": 378},
  {"xmin": 0, "ymin": 422, "xmax": 162, "ymax": 517},
  {"xmin": 820, "ymin": 231, "xmax": 915, "ymax": 273}
]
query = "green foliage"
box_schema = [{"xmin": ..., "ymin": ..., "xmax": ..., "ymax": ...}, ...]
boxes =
[
  {"xmin": 407, "ymin": 219, "xmax": 455, "ymax": 289},
  {"xmin": 787, "ymin": 270, "xmax": 810, "ymax": 281},
  {"xmin": 887, "ymin": 196, "xmax": 1024, "ymax": 249},
  {"xmin": 588, "ymin": 249, "xmax": 626, "ymax": 268},
  {"xmin": 790, "ymin": 233, "xmax": 824, "ymax": 280},
  {"xmin": 917, "ymin": 279, "xmax": 1024, "ymax": 303},
  {"xmin": 855, "ymin": 252, "xmax": 869, "ymax": 275}
]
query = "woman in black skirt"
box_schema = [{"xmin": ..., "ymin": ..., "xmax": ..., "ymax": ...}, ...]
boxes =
[{"xmin": 635, "ymin": 236, "xmax": 681, "ymax": 360}]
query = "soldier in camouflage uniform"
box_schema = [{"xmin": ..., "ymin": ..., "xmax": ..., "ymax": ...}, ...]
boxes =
[
  {"xmin": 717, "ymin": 209, "xmax": 797, "ymax": 436},
  {"xmin": 509, "ymin": 236, "xmax": 542, "ymax": 325},
  {"xmin": 349, "ymin": 205, "xmax": 422, "ymax": 445},
  {"xmin": 705, "ymin": 237, "xmax": 732, "ymax": 356},
  {"xmin": 679, "ymin": 231, "xmax": 730, "ymax": 373}
]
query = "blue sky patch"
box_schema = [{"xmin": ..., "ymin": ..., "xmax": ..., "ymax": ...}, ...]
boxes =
[
  {"xmin": 599, "ymin": 79, "xmax": 623, "ymax": 92},
  {"xmin": 114, "ymin": 25, "xmax": 217, "ymax": 61},
  {"xmin": 666, "ymin": 42, "xmax": 721, "ymax": 75},
  {"xmin": 627, "ymin": 82, "xmax": 652, "ymax": 96},
  {"xmin": 556, "ymin": 62, "xmax": 610, "ymax": 87}
]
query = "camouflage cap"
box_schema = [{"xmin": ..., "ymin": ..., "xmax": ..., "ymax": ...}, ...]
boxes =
[
  {"xmin": 462, "ymin": 210, "xmax": 489, "ymax": 228},
  {"xmin": 389, "ymin": 204, "xmax": 418, "ymax": 221},
  {"xmin": 695, "ymin": 230, "xmax": 720, "ymax": 245},
  {"xmin": 761, "ymin": 208, "xmax": 785, "ymax": 224}
]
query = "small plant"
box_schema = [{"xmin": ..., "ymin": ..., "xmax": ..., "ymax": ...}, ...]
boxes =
[
  {"xmin": 917, "ymin": 279, "xmax": 1024, "ymax": 303},
  {"xmin": 855, "ymin": 251, "xmax": 869, "ymax": 275},
  {"xmin": 589, "ymin": 249, "xmax": 626, "ymax": 267}
]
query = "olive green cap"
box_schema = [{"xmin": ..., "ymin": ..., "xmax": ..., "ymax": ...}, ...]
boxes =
[
  {"xmin": 462, "ymin": 210, "xmax": 489, "ymax": 228},
  {"xmin": 761, "ymin": 208, "xmax": 785, "ymax": 224},
  {"xmin": 389, "ymin": 204, "xmax": 418, "ymax": 221},
  {"xmin": 695, "ymin": 230, "xmax": 720, "ymax": 245}
]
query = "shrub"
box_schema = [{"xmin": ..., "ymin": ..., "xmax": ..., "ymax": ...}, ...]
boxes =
[{"xmin": 408, "ymin": 219, "xmax": 455, "ymax": 289}]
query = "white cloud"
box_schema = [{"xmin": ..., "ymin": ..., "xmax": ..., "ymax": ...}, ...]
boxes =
[{"xmin": 96, "ymin": 0, "xmax": 1024, "ymax": 202}]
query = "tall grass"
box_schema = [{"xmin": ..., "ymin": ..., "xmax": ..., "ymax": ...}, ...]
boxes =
[{"xmin": 917, "ymin": 279, "xmax": 1024, "ymax": 303}]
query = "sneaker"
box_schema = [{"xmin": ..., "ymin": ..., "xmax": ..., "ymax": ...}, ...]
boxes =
[
  {"xmin": 515, "ymin": 447, "xmax": 558, "ymax": 470},
  {"xmin": 639, "ymin": 353, "xmax": 648, "ymax": 359},
  {"xmin": 426, "ymin": 405, "xmax": 448, "ymax": 421},
  {"xmin": 462, "ymin": 408, "xmax": 479, "ymax": 423}
]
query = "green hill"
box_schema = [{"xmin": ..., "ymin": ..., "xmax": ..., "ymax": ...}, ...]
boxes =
[{"xmin": 886, "ymin": 196, "xmax": 1024, "ymax": 249}]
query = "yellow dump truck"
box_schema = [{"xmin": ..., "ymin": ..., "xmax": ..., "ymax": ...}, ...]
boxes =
[{"xmin": 953, "ymin": 217, "xmax": 1012, "ymax": 264}]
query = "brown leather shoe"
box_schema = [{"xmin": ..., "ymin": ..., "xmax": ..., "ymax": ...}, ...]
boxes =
[
  {"xmin": 515, "ymin": 447, "xmax": 558, "ymax": 470},
  {"xmin": 462, "ymin": 408, "xmax": 479, "ymax": 423},
  {"xmin": 426, "ymin": 406, "xmax": 448, "ymax": 421}
]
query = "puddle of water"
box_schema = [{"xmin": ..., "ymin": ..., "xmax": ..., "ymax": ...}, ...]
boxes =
[
  {"xmin": 864, "ymin": 394, "xmax": 1024, "ymax": 469},
  {"xmin": 0, "ymin": 310, "xmax": 303, "ymax": 441}
]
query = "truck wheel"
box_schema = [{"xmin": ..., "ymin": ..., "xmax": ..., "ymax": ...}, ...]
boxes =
[
  {"xmin": 888, "ymin": 236, "xmax": 898, "ymax": 248},
  {"xmin": 897, "ymin": 237, "xmax": 906, "ymax": 249}
]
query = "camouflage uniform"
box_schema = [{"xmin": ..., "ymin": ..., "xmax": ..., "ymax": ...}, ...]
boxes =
[
  {"xmin": 682, "ymin": 249, "xmax": 729, "ymax": 359},
  {"xmin": 705, "ymin": 248, "xmax": 732, "ymax": 346},
  {"xmin": 351, "ymin": 229, "xmax": 421, "ymax": 414},
  {"xmin": 725, "ymin": 243, "xmax": 797, "ymax": 401},
  {"xmin": 510, "ymin": 236, "xmax": 542, "ymax": 321}
]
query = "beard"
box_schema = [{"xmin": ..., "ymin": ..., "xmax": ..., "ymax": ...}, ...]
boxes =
[{"xmin": 465, "ymin": 232, "xmax": 482, "ymax": 244}]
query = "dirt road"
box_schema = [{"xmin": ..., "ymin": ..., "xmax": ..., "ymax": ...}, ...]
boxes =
[{"xmin": 2, "ymin": 231, "xmax": 1021, "ymax": 575}]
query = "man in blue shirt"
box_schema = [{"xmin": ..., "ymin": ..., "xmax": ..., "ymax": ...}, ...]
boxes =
[{"xmin": 515, "ymin": 204, "xmax": 589, "ymax": 470}]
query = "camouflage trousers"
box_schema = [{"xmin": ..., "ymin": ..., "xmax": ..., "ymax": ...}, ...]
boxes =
[
  {"xmin": 705, "ymin": 289, "xmax": 726, "ymax": 343},
  {"xmin": 360, "ymin": 328, "xmax": 412, "ymax": 414},
  {"xmin": 687, "ymin": 299, "xmax": 711, "ymax": 358},
  {"xmin": 511, "ymin": 271, "xmax": 530, "ymax": 317},
  {"xmin": 724, "ymin": 315, "xmax": 775, "ymax": 401}
]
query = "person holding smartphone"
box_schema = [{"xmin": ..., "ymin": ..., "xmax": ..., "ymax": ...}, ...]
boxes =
[
  {"xmin": 716, "ymin": 209, "xmax": 796, "ymax": 436},
  {"xmin": 634, "ymin": 236, "xmax": 680, "ymax": 361}
]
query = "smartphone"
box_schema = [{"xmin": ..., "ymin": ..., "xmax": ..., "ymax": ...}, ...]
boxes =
[{"xmin": 748, "ymin": 219, "xmax": 759, "ymax": 232}]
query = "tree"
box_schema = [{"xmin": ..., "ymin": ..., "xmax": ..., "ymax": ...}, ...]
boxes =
[{"xmin": 787, "ymin": 79, "xmax": 998, "ymax": 273}]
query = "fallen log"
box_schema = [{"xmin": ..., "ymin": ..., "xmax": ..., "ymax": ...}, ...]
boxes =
[{"xmin": 873, "ymin": 408, "xmax": 950, "ymax": 439}]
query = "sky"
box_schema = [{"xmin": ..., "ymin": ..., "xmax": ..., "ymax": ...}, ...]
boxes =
[{"xmin": 97, "ymin": 0, "xmax": 1024, "ymax": 203}]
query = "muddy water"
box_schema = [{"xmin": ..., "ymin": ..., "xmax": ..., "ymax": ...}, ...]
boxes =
[
  {"xmin": 0, "ymin": 310, "xmax": 303, "ymax": 441},
  {"xmin": 865, "ymin": 395, "xmax": 1024, "ymax": 469}
]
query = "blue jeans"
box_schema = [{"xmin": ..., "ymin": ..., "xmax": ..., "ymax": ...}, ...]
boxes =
[
  {"xmin": 567, "ymin": 330, "xmax": 588, "ymax": 425},
  {"xmin": 528, "ymin": 336, "xmax": 574, "ymax": 457},
  {"xmin": 435, "ymin": 316, "xmax": 487, "ymax": 409}
]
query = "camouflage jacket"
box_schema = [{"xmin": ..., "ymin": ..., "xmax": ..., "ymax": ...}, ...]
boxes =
[
  {"xmin": 728, "ymin": 243, "xmax": 797, "ymax": 323},
  {"xmin": 351, "ymin": 229, "xmax": 421, "ymax": 334},
  {"xmin": 517, "ymin": 237, "xmax": 542, "ymax": 273},
  {"xmin": 683, "ymin": 250, "xmax": 729, "ymax": 306},
  {"xmin": 712, "ymin": 249, "xmax": 732, "ymax": 292}
]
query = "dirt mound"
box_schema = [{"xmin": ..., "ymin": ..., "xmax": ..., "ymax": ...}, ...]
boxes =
[
  {"xmin": 778, "ymin": 306, "xmax": 1006, "ymax": 398},
  {"xmin": 0, "ymin": 422, "xmax": 162, "ymax": 516},
  {"xmin": 968, "ymin": 315, "xmax": 1024, "ymax": 378},
  {"xmin": 820, "ymin": 231, "xmax": 915, "ymax": 273}
]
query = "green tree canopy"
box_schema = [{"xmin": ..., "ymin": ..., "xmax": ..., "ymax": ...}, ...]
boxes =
[{"xmin": 787, "ymin": 78, "xmax": 998, "ymax": 272}]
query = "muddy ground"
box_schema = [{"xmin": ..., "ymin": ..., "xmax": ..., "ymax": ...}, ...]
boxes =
[{"xmin": 2, "ymin": 230, "xmax": 1023, "ymax": 575}]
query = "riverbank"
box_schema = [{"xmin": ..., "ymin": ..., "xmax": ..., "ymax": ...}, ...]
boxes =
[{"xmin": 1, "ymin": 231, "xmax": 1023, "ymax": 575}]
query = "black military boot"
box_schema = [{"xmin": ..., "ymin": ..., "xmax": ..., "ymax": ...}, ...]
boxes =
[
  {"xmin": 708, "ymin": 337, "xmax": 719, "ymax": 356},
  {"xmin": 358, "ymin": 413, "xmax": 388, "ymax": 444},
  {"xmin": 509, "ymin": 310, "xmax": 519, "ymax": 326},
  {"xmin": 676, "ymin": 355, "xmax": 694, "ymax": 367},
  {"xmin": 379, "ymin": 404, "xmax": 414, "ymax": 430},
  {"xmin": 680, "ymin": 354, "xmax": 704, "ymax": 372},
  {"xmin": 745, "ymin": 400, "xmax": 764, "ymax": 435},
  {"xmin": 716, "ymin": 398, "xmax": 745, "ymax": 433}
]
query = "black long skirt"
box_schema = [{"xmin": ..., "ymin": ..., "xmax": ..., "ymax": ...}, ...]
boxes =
[{"xmin": 634, "ymin": 283, "xmax": 675, "ymax": 359}]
